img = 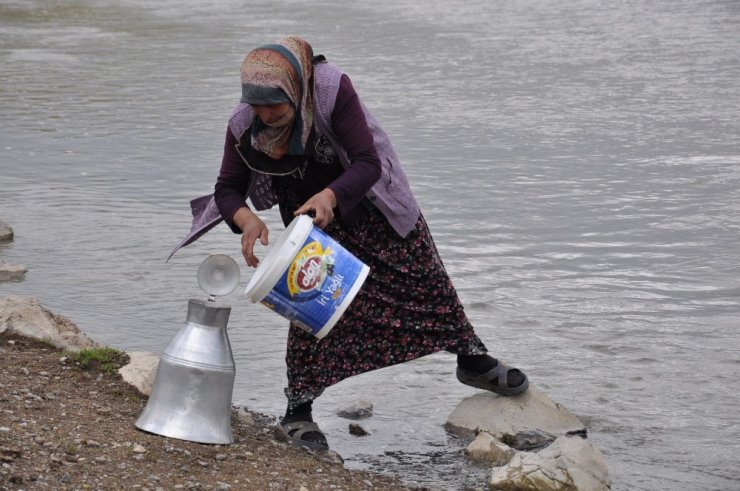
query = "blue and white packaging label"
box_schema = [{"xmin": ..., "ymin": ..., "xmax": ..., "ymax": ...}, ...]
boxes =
[{"xmin": 260, "ymin": 228, "xmax": 367, "ymax": 336}]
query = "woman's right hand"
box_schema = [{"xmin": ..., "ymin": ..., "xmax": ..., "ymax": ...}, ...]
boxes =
[{"xmin": 232, "ymin": 207, "xmax": 269, "ymax": 267}]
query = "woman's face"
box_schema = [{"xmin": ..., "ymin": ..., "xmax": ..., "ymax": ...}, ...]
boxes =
[{"xmin": 251, "ymin": 103, "xmax": 292, "ymax": 126}]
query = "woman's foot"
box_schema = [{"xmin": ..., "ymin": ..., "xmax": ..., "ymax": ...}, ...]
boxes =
[
  {"xmin": 456, "ymin": 354, "xmax": 529, "ymax": 396},
  {"xmin": 279, "ymin": 401, "xmax": 329, "ymax": 451}
]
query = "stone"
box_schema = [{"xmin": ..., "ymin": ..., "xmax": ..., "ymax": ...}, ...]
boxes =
[
  {"xmin": 348, "ymin": 423, "xmax": 368, "ymax": 436},
  {"xmin": 118, "ymin": 351, "xmax": 159, "ymax": 396},
  {"xmin": 317, "ymin": 450, "xmax": 344, "ymax": 465},
  {"xmin": 488, "ymin": 435, "xmax": 611, "ymax": 491},
  {"xmin": 1, "ymin": 447, "xmax": 21, "ymax": 462},
  {"xmin": 236, "ymin": 407, "xmax": 255, "ymax": 426},
  {"xmin": 337, "ymin": 399, "xmax": 373, "ymax": 419},
  {"xmin": 0, "ymin": 296, "xmax": 98, "ymax": 351},
  {"xmin": 446, "ymin": 385, "xmax": 585, "ymax": 438},
  {"xmin": 503, "ymin": 429, "xmax": 557, "ymax": 452},
  {"xmin": 465, "ymin": 432, "xmax": 516, "ymax": 465},
  {"xmin": 0, "ymin": 220, "xmax": 13, "ymax": 242},
  {"xmin": 0, "ymin": 262, "xmax": 26, "ymax": 282}
]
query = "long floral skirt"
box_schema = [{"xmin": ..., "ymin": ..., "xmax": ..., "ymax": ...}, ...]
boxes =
[{"xmin": 284, "ymin": 207, "xmax": 487, "ymax": 409}]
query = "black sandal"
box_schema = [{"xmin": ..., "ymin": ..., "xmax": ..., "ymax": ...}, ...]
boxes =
[
  {"xmin": 277, "ymin": 421, "xmax": 329, "ymax": 451},
  {"xmin": 456, "ymin": 362, "xmax": 529, "ymax": 396}
]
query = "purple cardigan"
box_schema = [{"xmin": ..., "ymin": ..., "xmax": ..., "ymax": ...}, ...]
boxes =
[{"xmin": 167, "ymin": 62, "xmax": 419, "ymax": 260}]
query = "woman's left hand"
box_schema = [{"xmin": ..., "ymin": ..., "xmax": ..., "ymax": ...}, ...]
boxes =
[{"xmin": 294, "ymin": 188, "xmax": 337, "ymax": 229}]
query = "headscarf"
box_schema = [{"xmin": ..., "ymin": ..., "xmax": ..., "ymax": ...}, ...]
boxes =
[{"xmin": 240, "ymin": 36, "xmax": 315, "ymax": 159}]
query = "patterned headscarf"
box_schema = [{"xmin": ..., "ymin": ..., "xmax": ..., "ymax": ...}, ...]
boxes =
[{"xmin": 240, "ymin": 36, "xmax": 315, "ymax": 159}]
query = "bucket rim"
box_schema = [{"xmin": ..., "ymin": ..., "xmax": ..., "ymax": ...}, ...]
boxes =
[{"xmin": 244, "ymin": 215, "xmax": 313, "ymax": 302}]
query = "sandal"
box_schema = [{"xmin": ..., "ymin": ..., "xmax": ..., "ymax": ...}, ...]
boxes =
[
  {"xmin": 277, "ymin": 420, "xmax": 329, "ymax": 451},
  {"xmin": 456, "ymin": 362, "xmax": 529, "ymax": 396}
]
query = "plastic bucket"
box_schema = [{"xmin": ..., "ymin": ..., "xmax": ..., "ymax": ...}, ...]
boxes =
[{"xmin": 244, "ymin": 215, "xmax": 370, "ymax": 339}]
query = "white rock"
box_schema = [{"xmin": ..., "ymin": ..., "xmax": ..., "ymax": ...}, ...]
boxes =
[
  {"xmin": 488, "ymin": 435, "xmax": 611, "ymax": 491},
  {"xmin": 0, "ymin": 220, "xmax": 13, "ymax": 242},
  {"xmin": 446, "ymin": 385, "xmax": 585, "ymax": 438},
  {"xmin": 236, "ymin": 407, "xmax": 255, "ymax": 426},
  {"xmin": 0, "ymin": 261, "xmax": 26, "ymax": 281},
  {"xmin": 337, "ymin": 399, "xmax": 373, "ymax": 419},
  {"xmin": 118, "ymin": 351, "xmax": 160, "ymax": 396},
  {"xmin": 465, "ymin": 431, "xmax": 516, "ymax": 465},
  {"xmin": 0, "ymin": 295, "xmax": 98, "ymax": 351}
]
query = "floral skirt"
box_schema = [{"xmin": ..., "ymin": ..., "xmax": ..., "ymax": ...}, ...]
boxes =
[{"xmin": 284, "ymin": 207, "xmax": 487, "ymax": 408}]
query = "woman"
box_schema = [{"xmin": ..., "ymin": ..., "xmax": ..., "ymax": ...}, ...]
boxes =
[{"xmin": 201, "ymin": 36, "xmax": 528, "ymax": 451}]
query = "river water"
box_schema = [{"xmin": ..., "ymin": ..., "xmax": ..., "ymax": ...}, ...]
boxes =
[{"xmin": 2, "ymin": 0, "xmax": 739, "ymax": 489}]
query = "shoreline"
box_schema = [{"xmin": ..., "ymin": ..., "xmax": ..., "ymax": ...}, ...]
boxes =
[{"xmin": 0, "ymin": 328, "xmax": 419, "ymax": 490}]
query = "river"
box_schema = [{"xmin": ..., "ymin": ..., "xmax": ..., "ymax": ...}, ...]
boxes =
[{"xmin": 2, "ymin": 0, "xmax": 739, "ymax": 489}]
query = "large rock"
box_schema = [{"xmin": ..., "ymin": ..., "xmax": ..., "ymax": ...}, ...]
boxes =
[
  {"xmin": 0, "ymin": 220, "xmax": 13, "ymax": 242},
  {"xmin": 446, "ymin": 386, "xmax": 585, "ymax": 438},
  {"xmin": 118, "ymin": 351, "xmax": 160, "ymax": 396},
  {"xmin": 488, "ymin": 435, "xmax": 610, "ymax": 491},
  {"xmin": 0, "ymin": 261, "xmax": 27, "ymax": 281},
  {"xmin": 448, "ymin": 386, "xmax": 610, "ymax": 490},
  {"xmin": 0, "ymin": 295, "xmax": 98, "ymax": 351}
]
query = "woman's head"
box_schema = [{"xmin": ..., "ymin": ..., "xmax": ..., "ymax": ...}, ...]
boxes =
[
  {"xmin": 250, "ymin": 103, "xmax": 293, "ymax": 127},
  {"xmin": 240, "ymin": 36, "xmax": 315, "ymax": 159}
]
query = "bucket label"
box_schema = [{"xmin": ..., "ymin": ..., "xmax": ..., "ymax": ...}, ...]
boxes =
[
  {"xmin": 261, "ymin": 227, "xmax": 368, "ymax": 338},
  {"xmin": 287, "ymin": 241, "xmax": 334, "ymax": 301}
]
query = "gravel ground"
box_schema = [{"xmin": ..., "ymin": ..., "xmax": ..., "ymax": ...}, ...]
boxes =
[{"xmin": 0, "ymin": 331, "xmax": 419, "ymax": 491}]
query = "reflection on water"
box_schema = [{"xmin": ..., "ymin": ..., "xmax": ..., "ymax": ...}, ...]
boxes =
[{"xmin": 2, "ymin": 0, "xmax": 740, "ymax": 489}]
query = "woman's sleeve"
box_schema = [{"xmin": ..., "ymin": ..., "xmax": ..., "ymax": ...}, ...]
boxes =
[
  {"xmin": 326, "ymin": 75, "xmax": 382, "ymax": 217},
  {"xmin": 215, "ymin": 127, "xmax": 252, "ymax": 234}
]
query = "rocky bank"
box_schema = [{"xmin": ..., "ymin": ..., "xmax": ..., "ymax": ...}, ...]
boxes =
[{"xmin": 0, "ymin": 306, "xmax": 415, "ymax": 491}]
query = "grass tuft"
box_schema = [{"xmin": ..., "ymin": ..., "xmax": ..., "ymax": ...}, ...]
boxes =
[{"xmin": 68, "ymin": 346, "xmax": 129, "ymax": 373}]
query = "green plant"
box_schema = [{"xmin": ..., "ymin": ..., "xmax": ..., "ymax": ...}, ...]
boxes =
[{"xmin": 69, "ymin": 346, "xmax": 129, "ymax": 373}]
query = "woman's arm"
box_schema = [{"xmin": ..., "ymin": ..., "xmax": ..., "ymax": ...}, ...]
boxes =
[
  {"xmin": 215, "ymin": 128, "xmax": 253, "ymax": 233},
  {"xmin": 215, "ymin": 128, "xmax": 269, "ymax": 267},
  {"xmin": 326, "ymin": 75, "xmax": 383, "ymax": 215},
  {"xmin": 294, "ymin": 75, "xmax": 382, "ymax": 227}
]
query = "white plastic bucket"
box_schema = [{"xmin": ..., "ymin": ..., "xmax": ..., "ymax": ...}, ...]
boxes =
[{"xmin": 244, "ymin": 215, "xmax": 370, "ymax": 339}]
